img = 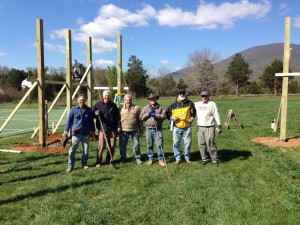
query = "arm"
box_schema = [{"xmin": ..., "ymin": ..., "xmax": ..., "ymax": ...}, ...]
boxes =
[{"xmin": 140, "ymin": 105, "xmax": 151, "ymax": 121}]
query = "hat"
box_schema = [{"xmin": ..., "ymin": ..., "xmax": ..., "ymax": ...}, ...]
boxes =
[
  {"xmin": 178, "ymin": 88, "xmax": 186, "ymax": 94},
  {"xmin": 201, "ymin": 91, "xmax": 208, "ymax": 96},
  {"xmin": 146, "ymin": 93, "xmax": 159, "ymax": 100}
]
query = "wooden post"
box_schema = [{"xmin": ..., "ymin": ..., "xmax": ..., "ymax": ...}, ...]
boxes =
[
  {"xmin": 279, "ymin": 17, "xmax": 291, "ymax": 142},
  {"xmin": 117, "ymin": 35, "xmax": 122, "ymax": 93},
  {"xmin": 66, "ymin": 29, "xmax": 72, "ymax": 115},
  {"xmin": 36, "ymin": 19, "xmax": 46, "ymax": 146},
  {"xmin": 87, "ymin": 36, "xmax": 92, "ymax": 107}
]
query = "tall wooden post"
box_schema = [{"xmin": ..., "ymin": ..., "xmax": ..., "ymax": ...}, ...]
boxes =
[
  {"xmin": 66, "ymin": 30, "xmax": 72, "ymax": 113},
  {"xmin": 87, "ymin": 36, "xmax": 92, "ymax": 107},
  {"xmin": 36, "ymin": 19, "xmax": 46, "ymax": 146},
  {"xmin": 280, "ymin": 17, "xmax": 291, "ymax": 142},
  {"xmin": 117, "ymin": 35, "xmax": 122, "ymax": 93}
]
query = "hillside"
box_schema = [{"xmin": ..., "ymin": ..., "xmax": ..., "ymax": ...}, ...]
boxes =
[{"xmin": 170, "ymin": 43, "xmax": 300, "ymax": 81}]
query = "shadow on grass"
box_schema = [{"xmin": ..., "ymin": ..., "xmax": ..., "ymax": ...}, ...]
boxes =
[
  {"xmin": 0, "ymin": 170, "xmax": 62, "ymax": 185},
  {"xmin": 0, "ymin": 177, "xmax": 112, "ymax": 205},
  {"xmin": 218, "ymin": 149, "xmax": 252, "ymax": 162}
]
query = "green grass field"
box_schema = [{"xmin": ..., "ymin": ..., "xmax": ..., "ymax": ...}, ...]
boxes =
[{"xmin": 0, "ymin": 96, "xmax": 299, "ymax": 225}]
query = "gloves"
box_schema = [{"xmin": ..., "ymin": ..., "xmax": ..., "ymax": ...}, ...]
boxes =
[
  {"xmin": 170, "ymin": 116, "xmax": 179, "ymax": 122},
  {"xmin": 94, "ymin": 110, "xmax": 100, "ymax": 117},
  {"xmin": 187, "ymin": 117, "xmax": 194, "ymax": 123},
  {"xmin": 61, "ymin": 131, "xmax": 69, "ymax": 148},
  {"xmin": 149, "ymin": 108, "xmax": 155, "ymax": 117},
  {"xmin": 216, "ymin": 125, "xmax": 222, "ymax": 134}
]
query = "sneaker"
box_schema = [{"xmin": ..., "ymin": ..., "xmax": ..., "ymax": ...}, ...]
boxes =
[
  {"xmin": 66, "ymin": 167, "xmax": 73, "ymax": 173},
  {"xmin": 147, "ymin": 160, "xmax": 154, "ymax": 165},
  {"xmin": 83, "ymin": 166, "xmax": 89, "ymax": 169},
  {"xmin": 136, "ymin": 159, "xmax": 143, "ymax": 165},
  {"xmin": 159, "ymin": 161, "xmax": 166, "ymax": 167},
  {"xmin": 213, "ymin": 161, "xmax": 219, "ymax": 167},
  {"xmin": 95, "ymin": 164, "xmax": 101, "ymax": 168},
  {"xmin": 186, "ymin": 159, "xmax": 192, "ymax": 164},
  {"xmin": 175, "ymin": 160, "xmax": 181, "ymax": 165},
  {"xmin": 202, "ymin": 160, "xmax": 208, "ymax": 165}
]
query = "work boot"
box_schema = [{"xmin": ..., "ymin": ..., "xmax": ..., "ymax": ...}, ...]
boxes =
[
  {"xmin": 175, "ymin": 160, "xmax": 181, "ymax": 165},
  {"xmin": 159, "ymin": 161, "xmax": 166, "ymax": 167},
  {"xmin": 202, "ymin": 160, "xmax": 208, "ymax": 165},
  {"xmin": 213, "ymin": 161, "xmax": 219, "ymax": 167},
  {"xmin": 83, "ymin": 166, "xmax": 89, "ymax": 169},
  {"xmin": 186, "ymin": 159, "xmax": 192, "ymax": 164},
  {"xmin": 66, "ymin": 167, "xmax": 73, "ymax": 173},
  {"xmin": 136, "ymin": 159, "xmax": 143, "ymax": 165},
  {"xmin": 95, "ymin": 164, "xmax": 101, "ymax": 168},
  {"xmin": 147, "ymin": 160, "xmax": 154, "ymax": 165}
]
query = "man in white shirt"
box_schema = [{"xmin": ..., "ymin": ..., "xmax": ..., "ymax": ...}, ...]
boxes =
[{"xmin": 194, "ymin": 91, "xmax": 222, "ymax": 166}]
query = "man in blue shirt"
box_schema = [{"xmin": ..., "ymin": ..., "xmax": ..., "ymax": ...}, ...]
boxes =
[{"xmin": 64, "ymin": 94, "xmax": 95, "ymax": 172}]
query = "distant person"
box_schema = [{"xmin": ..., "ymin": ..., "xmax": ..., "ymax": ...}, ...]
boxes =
[
  {"xmin": 140, "ymin": 93, "xmax": 167, "ymax": 167},
  {"xmin": 194, "ymin": 91, "xmax": 222, "ymax": 166},
  {"xmin": 72, "ymin": 59, "xmax": 83, "ymax": 81},
  {"xmin": 166, "ymin": 88, "xmax": 196, "ymax": 164},
  {"xmin": 92, "ymin": 90, "xmax": 120, "ymax": 167},
  {"xmin": 119, "ymin": 94, "xmax": 143, "ymax": 164},
  {"xmin": 64, "ymin": 94, "xmax": 95, "ymax": 172}
]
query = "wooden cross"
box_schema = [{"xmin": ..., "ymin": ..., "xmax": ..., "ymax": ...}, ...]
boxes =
[
  {"xmin": 224, "ymin": 110, "xmax": 244, "ymax": 130},
  {"xmin": 275, "ymin": 17, "xmax": 300, "ymax": 142}
]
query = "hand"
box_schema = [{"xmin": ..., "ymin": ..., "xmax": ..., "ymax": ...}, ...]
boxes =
[
  {"xmin": 117, "ymin": 127, "xmax": 121, "ymax": 133},
  {"xmin": 63, "ymin": 130, "xmax": 68, "ymax": 137},
  {"xmin": 94, "ymin": 110, "xmax": 100, "ymax": 117},
  {"xmin": 216, "ymin": 125, "xmax": 222, "ymax": 134},
  {"xmin": 187, "ymin": 117, "xmax": 194, "ymax": 123},
  {"xmin": 149, "ymin": 108, "xmax": 155, "ymax": 117},
  {"xmin": 170, "ymin": 116, "xmax": 179, "ymax": 122},
  {"xmin": 138, "ymin": 129, "xmax": 143, "ymax": 137}
]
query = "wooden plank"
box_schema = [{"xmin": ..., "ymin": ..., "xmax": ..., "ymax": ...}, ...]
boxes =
[{"xmin": 275, "ymin": 72, "xmax": 300, "ymax": 76}]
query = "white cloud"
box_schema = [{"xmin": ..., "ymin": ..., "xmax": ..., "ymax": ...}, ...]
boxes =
[
  {"xmin": 77, "ymin": 17, "xmax": 85, "ymax": 25},
  {"xmin": 156, "ymin": 0, "xmax": 271, "ymax": 29},
  {"xmin": 44, "ymin": 42, "xmax": 65, "ymax": 54},
  {"xmin": 160, "ymin": 59, "xmax": 169, "ymax": 65},
  {"xmin": 95, "ymin": 59, "xmax": 114, "ymax": 67},
  {"xmin": 0, "ymin": 51, "xmax": 7, "ymax": 57},
  {"xmin": 292, "ymin": 16, "xmax": 300, "ymax": 28},
  {"xmin": 50, "ymin": 29, "xmax": 66, "ymax": 39}
]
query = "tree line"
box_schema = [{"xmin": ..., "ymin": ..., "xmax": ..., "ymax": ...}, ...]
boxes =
[{"xmin": 0, "ymin": 48, "xmax": 299, "ymax": 103}]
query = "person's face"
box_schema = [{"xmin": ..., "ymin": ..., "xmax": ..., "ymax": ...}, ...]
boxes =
[
  {"xmin": 77, "ymin": 96, "xmax": 86, "ymax": 108},
  {"xmin": 149, "ymin": 98, "xmax": 157, "ymax": 106},
  {"xmin": 103, "ymin": 94, "xmax": 111, "ymax": 103},
  {"xmin": 125, "ymin": 97, "xmax": 132, "ymax": 107},
  {"xmin": 178, "ymin": 91, "xmax": 186, "ymax": 97},
  {"xmin": 201, "ymin": 95, "xmax": 208, "ymax": 103}
]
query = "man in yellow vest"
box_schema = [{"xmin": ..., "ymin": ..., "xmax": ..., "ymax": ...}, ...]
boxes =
[{"xmin": 166, "ymin": 88, "xmax": 196, "ymax": 164}]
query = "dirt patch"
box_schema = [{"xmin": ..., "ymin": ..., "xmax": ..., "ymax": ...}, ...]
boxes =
[
  {"xmin": 11, "ymin": 133, "xmax": 68, "ymax": 154},
  {"xmin": 251, "ymin": 136, "xmax": 300, "ymax": 148}
]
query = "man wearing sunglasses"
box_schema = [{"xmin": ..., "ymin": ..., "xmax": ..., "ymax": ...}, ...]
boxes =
[{"xmin": 194, "ymin": 91, "xmax": 221, "ymax": 166}]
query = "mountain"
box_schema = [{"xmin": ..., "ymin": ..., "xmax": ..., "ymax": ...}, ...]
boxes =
[{"xmin": 170, "ymin": 43, "xmax": 300, "ymax": 81}]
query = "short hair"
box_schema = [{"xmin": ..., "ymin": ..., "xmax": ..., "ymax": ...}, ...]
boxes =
[
  {"xmin": 77, "ymin": 93, "xmax": 85, "ymax": 99},
  {"xmin": 103, "ymin": 90, "xmax": 111, "ymax": 97},
  {"xmin": 124, "ymin": 94, "xmax": 132, "ymax": 100}
]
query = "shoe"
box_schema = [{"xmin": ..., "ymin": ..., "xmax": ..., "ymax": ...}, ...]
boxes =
[
  {"xmin": 175, "ymin": 160, "xmax": 181, "ymax": 165},
  {"xmin": 202, "ymin": 160, "xmax": 208, "ymax": 165},
  {"xmin": 95, "ymin": 164, "xmax": 101, "ymax": 168},
  {"xmin": 120, "ymin": 159, "xmax": 126, "ymax": 164},
  {"xmin": 186, "ymin": 159, "xmax": 192, "ymax": 164},
  {"xmin": 159, "ymin": 161, "xmax": 166, "ymax": 167},
  {"xmin": 147, "ymin": 160, "xmax": 154, "ymax": 165},
  {"xmin": 213, "ymin": 161, "xmax": 219, "ymax": 167},
  {"xmin": 66, "ymin": 167, "xmax": 73, "ymax": 173},
  {"xmin": 136, "ymin": 159, "xmax": 143, "ymax": 165},
  {"xmin": 83, "ymin": 166, "xmax": 89, "ymax": 169}
]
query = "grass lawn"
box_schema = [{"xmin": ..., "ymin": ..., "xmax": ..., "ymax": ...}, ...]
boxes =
[{"xmin": 0, "ymin": 96, "xmax": 299, "ymax": 225}]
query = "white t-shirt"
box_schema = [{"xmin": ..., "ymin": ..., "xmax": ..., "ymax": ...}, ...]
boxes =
[{"xmin": 194, "ymin": 100, "xmax": 221, "ymax": 126}]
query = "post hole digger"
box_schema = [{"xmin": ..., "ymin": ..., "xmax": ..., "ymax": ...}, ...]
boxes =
[{"xmin": 95, "ymin": 110, "xmax": 116, "ymax": 169}]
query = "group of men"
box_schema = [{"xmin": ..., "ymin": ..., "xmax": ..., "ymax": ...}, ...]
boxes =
[{"xmin": 63, "ymin": 88, "xmax": 222, "ymax": 172}]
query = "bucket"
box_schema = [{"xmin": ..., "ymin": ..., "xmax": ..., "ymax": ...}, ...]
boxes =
[{"xmin": 271, "ymin": 121, "xmax": 274, "ymax": 129}]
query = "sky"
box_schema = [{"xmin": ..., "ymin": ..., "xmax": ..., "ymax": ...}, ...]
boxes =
[{"xmin": 0, "ymin": 0, "xmax": 300, "ymax": 75}]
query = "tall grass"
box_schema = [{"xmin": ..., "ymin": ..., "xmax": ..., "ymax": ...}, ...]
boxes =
[{"xmin": 0, "ymin": 96, "xmax": 299, "ymax": 225}]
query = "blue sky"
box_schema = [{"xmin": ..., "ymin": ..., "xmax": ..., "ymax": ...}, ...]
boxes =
[{"xmin": 0, "ymin": 0, "xmax": 299, "ymax": 75}]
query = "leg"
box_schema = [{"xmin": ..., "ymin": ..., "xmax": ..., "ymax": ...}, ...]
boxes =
[
  {"xmin": 81, "ymin": 134, "xmax": 90, "ymax": 167},
  {"xmin": 155, "ymin": 129, "xmax": 164, "ymax": 162},
  {"xmin": 68, "ymin": 134, "xmax": 81, "ymax": 168},
  {"xmin": 183, "ymin": 126, "xmax": 192, "ymax": 161},
  {"xmin": 206, "ymin": 126, "xmax": 218, "ymax": 163},
  {"xmin": 119, "ymin": 131, "xmax": 128, "ymax": 162},
  {"xmin": 106, "ymin": 131, "xmax": 116, "ymax": 164},
  {"xmin": 129, "ymin": 130, "xmax": 141, "ymax": 159},
  {"xmin": 146, "ymin": 129, "xmax": 154, "ymax": 160},
  {"xmin": 198, "ymin": 127, "xmax": 208, "ymax": 162},
  {"xmin": 173, "ymin": 127, "xmax": 182, "ymax": 161},
  {"xmin": 96, "ymin": 131, "xmax": 106, "ymax": 165}
]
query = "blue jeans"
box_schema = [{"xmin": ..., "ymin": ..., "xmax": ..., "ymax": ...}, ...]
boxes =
[
  {"xmin": 146, "ymin": 128, "xmax": 164, "ymax": 161},
  {"xmin": 173, "ymin": 126, "xmax": 192, "ymax": 161},
  {"xmin": 119, "ymin": 130, "xmax": 141, "ymax": 161},
  {"xmin": 68, "ymin": 133, "xmax": 90, "ymax": 168}
]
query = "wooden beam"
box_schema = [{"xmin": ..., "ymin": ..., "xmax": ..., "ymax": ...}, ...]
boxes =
[
  {"xmin": 275, "ymin": 72, "xmax": 300, "ymax": 76},
  {"xmin": 87, "ymin": 36, "xmax": 92, "ymax": 107},
  {"xmin": 117, "ymin": 35, "xmax": 122, "ymax": 93}
]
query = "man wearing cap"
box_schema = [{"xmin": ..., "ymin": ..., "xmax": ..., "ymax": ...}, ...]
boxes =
[
  {"xmin": 166, "ymin": 88, "xmax": 196, "ymax": 164},
  {"xmin": 140, "ymin": 93, "xmax": 167, "ymax": 167},
  {"xmin": 194, "ymin": 91, "xmax": 222, "ymax": 166},
  {"xmin": 92, "ymin": 90, "xmax": 120, "ymax": 167},
  {"xmin": 119, "ymin": 94, "xmax": 143, "ymax": 164}
]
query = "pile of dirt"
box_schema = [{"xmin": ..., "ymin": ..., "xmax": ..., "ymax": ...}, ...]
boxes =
[
  {"xmin": 251, "ymin": 136, "xmax": 300, "ymax": 148},
  {"xmin": 11, "ymin": 133, "xmax": 68, "ymax": 154}
]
